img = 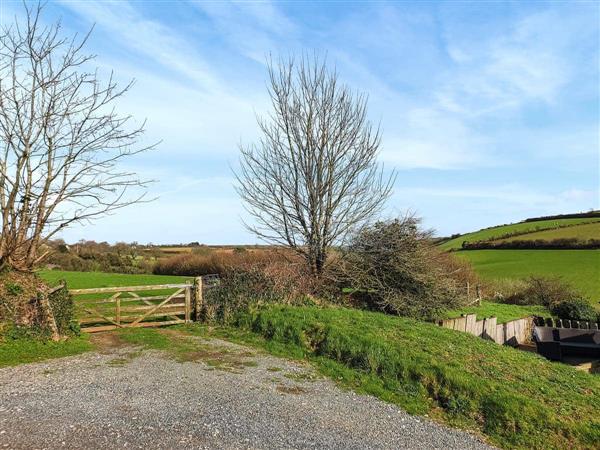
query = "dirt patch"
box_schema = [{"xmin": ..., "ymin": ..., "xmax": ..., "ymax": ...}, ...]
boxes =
[
  {"xmin": 276, "ymin": 384, "xmax": 306, "ymax": 395},
  {"xmin": 180, "ymin": 346, "xmax": 258, "ymax": 373},
  {"xmin": 90, "ymin": 332, "xmax": 128, "ymax": 353}
]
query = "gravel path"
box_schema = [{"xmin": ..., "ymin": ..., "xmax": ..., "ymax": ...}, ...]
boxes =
[{"xmin": 0, "ymin": 334, "xmax": 495, "ymax": 449}]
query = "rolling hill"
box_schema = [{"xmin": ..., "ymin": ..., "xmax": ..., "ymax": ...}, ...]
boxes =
[
  {"xmin": 440, "ymin": 214, "xmax": 600, "ymax": 250},
  {"xmin": 441, "ymin": 213, "xmax": 600, "ymax": 305}
]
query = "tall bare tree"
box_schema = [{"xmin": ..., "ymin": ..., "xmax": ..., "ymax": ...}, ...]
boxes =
[
  {"xmin": 236, "ymin": 56, "xmax": 395, "ymax": 275},
  {"xmin": 0, "ymin": 3, "xmax": 154, "ymax": 271}
]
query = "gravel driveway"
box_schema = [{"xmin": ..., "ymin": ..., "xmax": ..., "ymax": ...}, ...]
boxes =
[{"xmin": 0, "ymin": 333, "xmax": 494, "ymax": 449}]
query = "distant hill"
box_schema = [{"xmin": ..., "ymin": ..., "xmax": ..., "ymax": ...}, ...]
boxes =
[{"xmin": 439, "ymin": 215, "xmax": 600, "ymax": 251}]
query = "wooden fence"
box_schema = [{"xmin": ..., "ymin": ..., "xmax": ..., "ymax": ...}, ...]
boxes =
[
  {"xmin": 70, "ymin": 276, "xmax": 214, "ymax": 333},
  {"xmin": 438, "ymin": 314, "xmax": 534, "ymax": 346}
]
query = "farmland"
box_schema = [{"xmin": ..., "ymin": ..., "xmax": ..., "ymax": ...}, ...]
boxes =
[
  {"xmin": 440, "ymin": 214, "xmax": 600, "ymax": 309},
  {"xmin": 501, "ymin": 221, "xmax": 600, "ymax": 242},
  {"xmin": 457, "ymin": 249, "xmax": 600, "ymax": 302},
  {"xmin": 440, "ymin": 217, "xmax": 600, "ymax": 250},
  {"xmin": 38, "ymin": 270, "xmax": 190, "ymax": 289}
]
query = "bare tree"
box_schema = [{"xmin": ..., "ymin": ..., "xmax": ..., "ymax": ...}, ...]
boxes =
[
  {"xmin": 0, "ymin": 3, "xmax": 155, "ymax": 271},
  {"xmin": 235, "ymin": 56, "xmax": 395, "ymax": 275}
]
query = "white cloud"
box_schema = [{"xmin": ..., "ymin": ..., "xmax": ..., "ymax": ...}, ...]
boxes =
[
  {"xmin": 192, "ymin": 0, "xmax": 298, "ymax": 64},
  {"xmin": 380, "ymin": 108, "xmax": 492, "ymax": 170}
]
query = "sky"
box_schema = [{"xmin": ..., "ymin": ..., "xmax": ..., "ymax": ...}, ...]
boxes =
[{"xmin": 1, "ymin": 0, "xmax": 599, "ymax": 244}]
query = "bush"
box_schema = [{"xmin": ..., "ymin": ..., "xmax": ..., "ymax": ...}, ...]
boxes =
[
  {"xmin": 550, "ymin": 299, "xmax": 597, "ymax": 323},
  {"xmin": 48, "ymin": 282, "xmax": 77, "ymax": 335},
  {"xmin": 341, "ymin": 217, "xmax": 464, "ymax": 321},
  {"xmin": 153, "ymin": 250, "xmax": 285, "ymax": 276},
  {"xmin": 503, "ymin": 277, "xmax": 581, "ymax": 306},
  {"xmin": 0, "ymin": 272, "xmax": 76, "ymax": 337},
  {"xmin": 203, "ymin": 268, "xmax": 282, "ymax": 324}
]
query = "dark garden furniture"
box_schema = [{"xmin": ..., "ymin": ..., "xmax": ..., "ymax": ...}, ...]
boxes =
[{"xmin": 533, "ymin": 326, "xmax": 600, "ymax": 361}]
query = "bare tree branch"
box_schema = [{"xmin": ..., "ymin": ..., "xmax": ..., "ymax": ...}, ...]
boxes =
[
  {"xmin": 235, "ymin": 55, "xmax": 395, "ymax": 275},
  {"xmin": 0, "ymin": 2, "xmax": 156, "ymax": 270}
]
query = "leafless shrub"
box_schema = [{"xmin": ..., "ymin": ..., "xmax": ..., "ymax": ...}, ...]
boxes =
[{"xmin": 340, "ymin": 216, "xmax": 464, "ymax": 320}]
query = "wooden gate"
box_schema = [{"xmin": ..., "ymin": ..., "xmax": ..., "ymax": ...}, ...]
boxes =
[{"xmin": 71, "ymin": 279, "xmax": 203, "ymax": 333}]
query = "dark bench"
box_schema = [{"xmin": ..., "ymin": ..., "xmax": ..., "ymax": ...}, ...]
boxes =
[{"xmin": 533, "ymin": 326, "xmax": 600, "ymax": 361}]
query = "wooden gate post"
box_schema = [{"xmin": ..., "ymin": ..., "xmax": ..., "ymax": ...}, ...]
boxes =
[
  {"xmin": 184, "ymin": 285, "xmax": 191, "ymax": 323},
  {"xmin": 194, "ymin": 277, "xmax": 203, "ymax": 322}
]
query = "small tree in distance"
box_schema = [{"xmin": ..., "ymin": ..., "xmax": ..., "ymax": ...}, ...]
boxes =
[
  {"xmin": 236, "ymin": 56, "xmax": 395, "ymax": 275},
  {"xmin": 0, "ymin": 3, "xmax": 155, "ymax": 271}
]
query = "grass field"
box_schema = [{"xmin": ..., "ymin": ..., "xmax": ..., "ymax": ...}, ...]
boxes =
[
  {"xmin": 440, "ymin": 218, "xmax": 600, "ymax": 250},
  {"xmin": 457, "ymin": 250, "xmax": 600, "ymax": 302},
  {"xmin": 443, "ymin": 301, "xmax": 549, "ymax": 323},
  {"xmin": 199, "ymin": 305, "xmax": 599, "ymax": 449},
  {"xmin": 501, "ymin": 221, "xmax": 600, "ymax": 242},
  {"xmin": 38, "ymin": 270, "xmax": 190, "ymax": 289}
]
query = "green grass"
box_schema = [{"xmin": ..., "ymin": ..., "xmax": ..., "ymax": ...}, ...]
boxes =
[
  {"xmin": 443, "ymin": 301, "xmax": 549, "ymax": 323},
  {"xmin": 440, "ymin": 218, "xmax": 600, "ymax": 250},
  {"xmin": 38, "ymin": 270, "xmax": 190, "ymax": 289},
  {"xmin": 501, "ymin": 222, "xmax": 600, "ymax": 242},
  {"xmin": 38, "ymin": 270, "xmax": 193, "ymax": 314},
  {"xmin": 190, "ymin": 305, "xmax": 599, "ymax": 450},
  {"xmin": 0, "ymin": 334, "xmax": 93, "ymax": 367},
  {"xmin": 456, "ymin": 250, "xmax": 600, "ymax": 302}
]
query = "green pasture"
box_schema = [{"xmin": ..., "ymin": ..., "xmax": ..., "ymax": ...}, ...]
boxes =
[
  {"xmin": 440, "ymin": 218, "xmax": 600, "ymax": 250},
  {"xmin": 456, "ymin": 250, "xmax": 600, "ymax": 303},
  {"xmin": 443, "ymin": 301, "xmax": 549, "ymax": 323},
  {"xmin": 38, "ymin": 270, "xmax": 190, "ymax": 289},
  {"xmin": 501, "ymin": 221, "xmax": 600, "ymax": 242}
]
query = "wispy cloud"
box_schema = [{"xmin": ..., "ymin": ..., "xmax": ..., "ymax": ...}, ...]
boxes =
[{"xmin": 14, "ymin": 0, "xmax": 597, "ymax": 242}]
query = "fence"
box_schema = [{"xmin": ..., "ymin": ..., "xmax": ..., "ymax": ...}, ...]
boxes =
[
  {"xmin": 70, "ymin": 276, "xmax": 217, "ymax": 333},
  {"xmin": 438, "ymin": 314, "xmax": 534, "ymax": 346}
]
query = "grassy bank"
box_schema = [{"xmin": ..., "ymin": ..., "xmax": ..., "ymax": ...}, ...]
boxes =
[
  {"xmin": 443, "ymin": 301, "xmax": 549, "ymax": 323},
  {"xmin": 456, "ymin": 250, "xmax": 600, "ymax": 302},
  {"xmin": 210, "ymin": 305, "xmax": 599, "ymax": 449},
  {"xmin": 0, "ymin": 334, "xmax": 93, "ymax": 368}
]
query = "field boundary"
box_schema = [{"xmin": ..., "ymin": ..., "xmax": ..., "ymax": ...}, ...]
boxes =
[
  {"xmin": 70, "ymin": 276, "xmax": 211, "ymax": 332},
  {"xmin": 439, "ymin": 314, "xmax": 533, "ymax": 346}
]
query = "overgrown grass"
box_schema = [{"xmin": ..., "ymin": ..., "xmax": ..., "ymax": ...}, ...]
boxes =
[
  {"xmin": 440, "ymin": 218, "xmax": 600, "ymax": 250},
  {"xmin": 443, "ymin": 301, "xmax": 549, "ymax": 323},
  {"xmin": 457, "ymin": 250, "xmax": 600, "ymax": 304},
  {"xmin": 203, "ymin": 305, "xmax": 599, "ymax": 449},
  {"xmin": 0, "ymin": 334, "xmax": 93, "ymax": 367}
]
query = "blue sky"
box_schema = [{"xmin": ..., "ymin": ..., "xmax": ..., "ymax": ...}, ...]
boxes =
[{"xmin": 2, "ymin": 0, "xmax": 598, "ymax": 244}]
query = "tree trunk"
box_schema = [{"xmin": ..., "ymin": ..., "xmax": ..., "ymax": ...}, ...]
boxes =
[{"xmin": 38, "ymin": 292, "xmax": 60, "ymax": 342}]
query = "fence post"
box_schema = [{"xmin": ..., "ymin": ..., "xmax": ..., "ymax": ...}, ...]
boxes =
[
  {"xmin": 194, "ymin": 276, "xmax": 203, "ymax": 322},
  {"xmin": 116, "ymin": 295, "xmax": 121, "ymax": 326},
  {"xmin": 184, "ymin": 285, "xmax": 191, "ymax": 324}
]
